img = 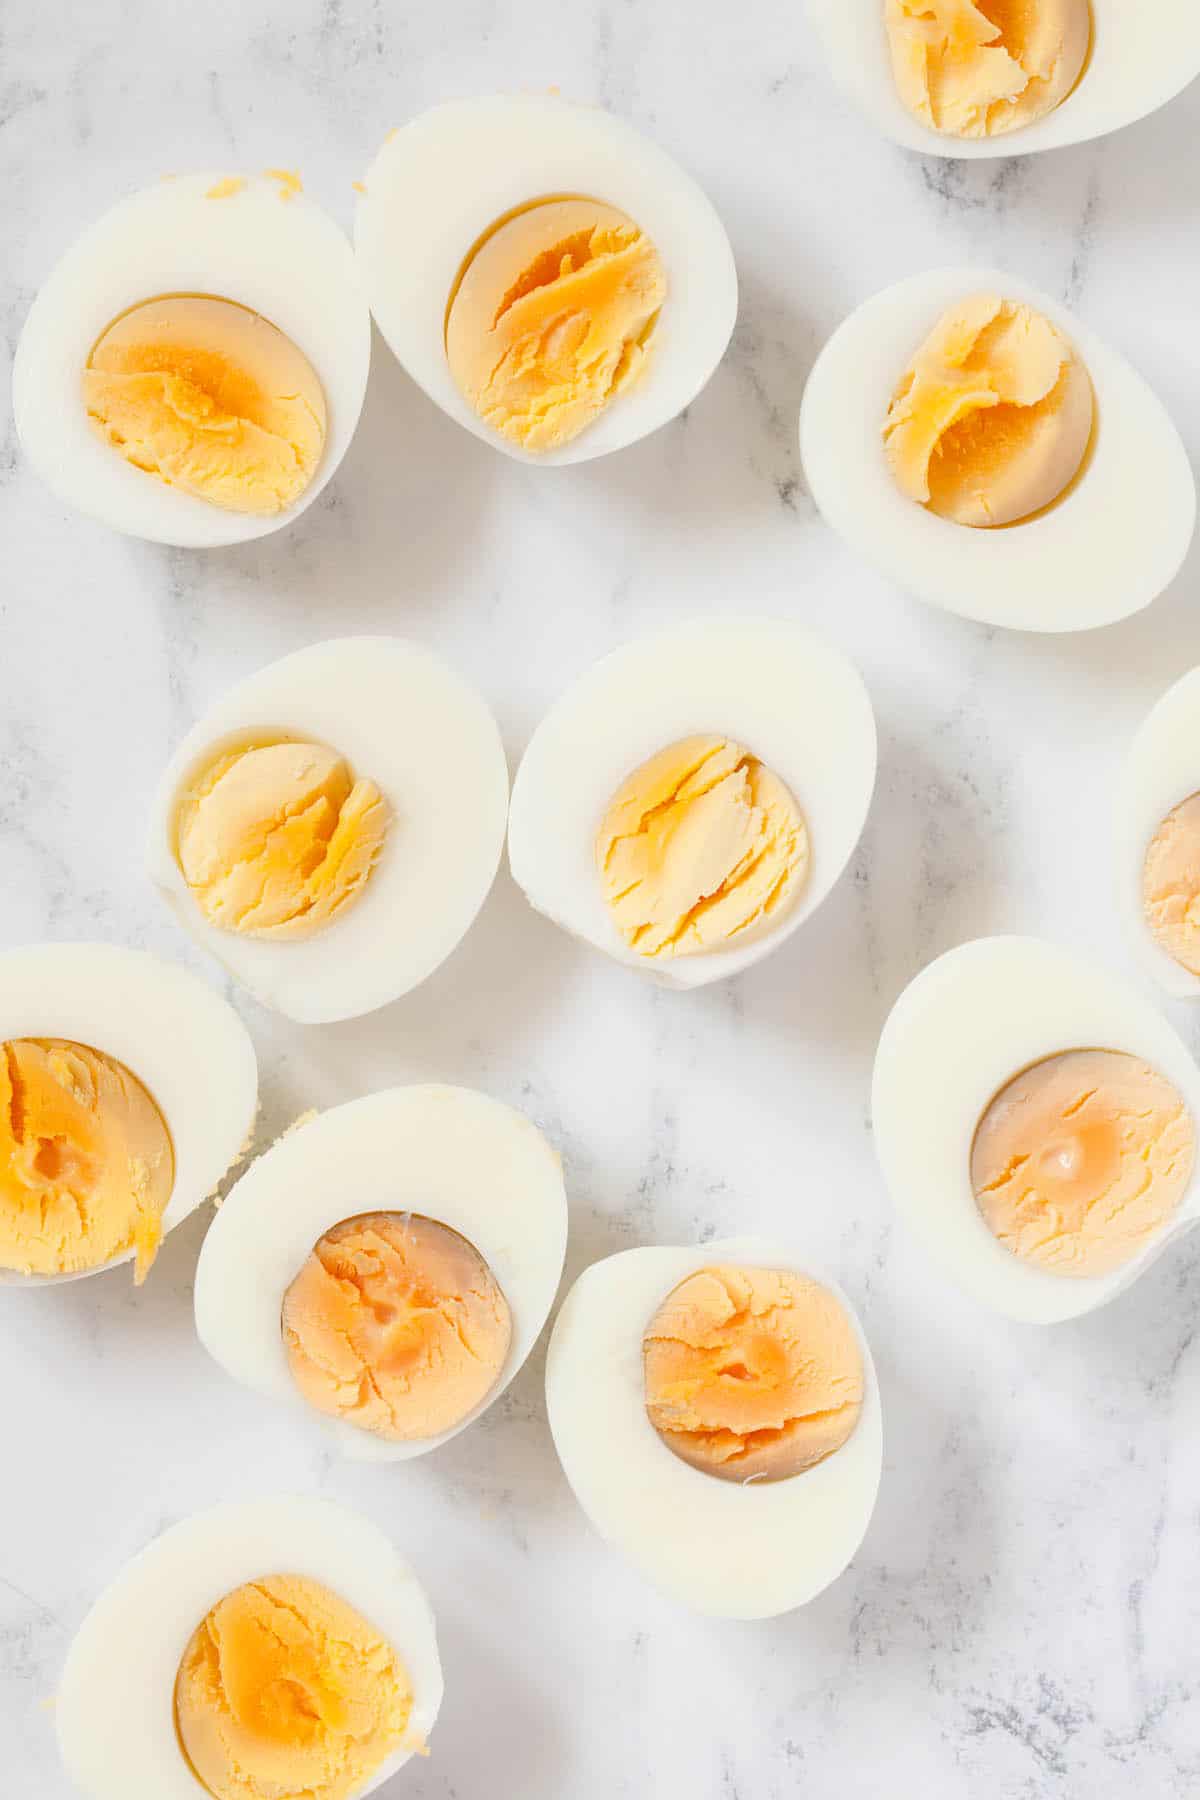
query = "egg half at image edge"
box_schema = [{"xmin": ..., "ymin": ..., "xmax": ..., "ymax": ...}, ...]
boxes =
[
  {"xmin": 545, "ymin": 1237, "xmax": 882, "ymax": 1619},
  {"xmin": 354, "ymin": 94, "xmax": 737, "ymax": 465},
  {"xmin": 146, "ymin": 637, "xmax": 509, "ymax": 1024},
  {"xmin": 13, "ymin": 171, "xmax": 371, "ymax": 548},
  {"xmin": 799, "ymin": 268, "xmax": 1195, "ymax": 632},
  {"xmin": 507, "ymin": 617, "xmax": 877, "ymax": 988},
  {"xmin": 194, "ymin": 1085, "xmax": 568, "ymax": 1463},
  {"xmin": 1116, "ymin": 665, "xmax": 1200, "ymax": 1000},
  {"xmin": 56, "ymin": 1496, "xmax": 442, "ymax": 1800},
  {"xmin": 0, "ymin": 943, "xmax": 256, "ymax": 1289},
  {"xmin": 872, "ymin": 936, "xmax": 1200, "ymax": 1324},
  {"xmin": 806, "ymin": 0, "xmax": 1200, "ymax": 158}
]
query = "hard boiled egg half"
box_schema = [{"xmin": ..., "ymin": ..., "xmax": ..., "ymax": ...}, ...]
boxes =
[
  {"xmin": 546, "ymin": 1237, "xmax": 882, "ymax": 1619},
  {"xmin": 507, "ymin": 618, "xmax": 876, "ymax": 986},
  {"xmin": 14, "ymin": 172, "xmax": 370, "ymax": 547},
  {"xmin": 147, "ymin": 637, "xmax": 509, "ymax": 1023},
  {"xmin": 0, "ymin": 943, "xmax": 256, "ymax": 1288},
  {"xmin": 873, "ymin": 936, "xmax": 1200, "ymax": 1323},
  {"xmin": 194, "ymin": 1086, "xmax": 567, "ymax": 1462},
  {"xmin": 800, "ymin": 268, "xmax": 1194, "ymax": 632},
  {"xmin": 354, "ymin": 96, "xmax": 736, "ymax": 464},
  {"xmin": 1117, "ymin": 666, "xmax": 1200, "ymax": 999},
  {"xmin": 57, "ymin": 1497, "xmax": 442, "ymax": 1800}
]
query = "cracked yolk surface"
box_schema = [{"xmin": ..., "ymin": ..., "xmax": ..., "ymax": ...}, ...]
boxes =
[
  {"xmin": 885, "ymin": 0, "xmax": 1091, "ymax": 138},
  {"xmin": 643, "ymin": 1265, "xmax": 864, "ymax": 1483},
  {"xmin": 971, "ymin": 1049, "xmax": 1194, "ymax": 1278},
  {"xmin": 0, "ymin": 1038, "xmax": 173, "ymax": 1282},
  {"xmin": 84, "ymin": 294, "xmax": 326, "ymax": 514},
  {"xmin": 596, "ymin": 735, "xmax": 809, "ymax": 959},
  {"xmin": 883, "ymin": 293, "xmax": 1093, "ymax": 528},
  {"xmin": 174, "ymin": 1574, "xmax": 412, "ymax": 1800},
  {"xmin": 281, "ymin": 1213, "xmax": 512, "ymax": 1441},
  {"xmin": 176, "ymin": 739, "xmax": 390, "ymax": 941},
  {"xmin": 1142, "ymin": 793, "xmax": 1200, "ymax": 976},
  {"xmin": 445, "ymin": 197, "xmax": 666, "ymax": 452}
]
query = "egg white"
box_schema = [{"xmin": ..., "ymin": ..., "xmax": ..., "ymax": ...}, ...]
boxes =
[
  {"xmin": 194, "ymin": 1085, "xmax": 568, "ymax": 1462},
  {"xmin": 1116, "ymin": 666, "xmax": 1200, "ymax": 999},
  {"xmin": 147, "ymin": 637, "xmax": 509, "ymax": 1024},
  {"xmin": 354, "ymin": 95, "xmax": 737, "ymax": 466},
  {"xmin": 799, "ymin": 267, "xmax": 1195, "ymax": 632},
  {"xmin": 545, "ymin": 1237, "xmax": 882, "ymax": 1620},
  {"xmin": 507, "ymin": 616, "xmax": 876, "ymax": 987},
  {"xmin": 806, "ymin": 0, "xmax": 1200, "ymax": 159},
  {"xmin": 56, "ymin": 1496, "xmax": 442, "ymax": 1800},
  {"xmin": 0, "ymin": 943, "xmax": 257, "ymax": 1288},
  {"xmin": 872, "ymin": 936, "xmax": 1200, "ymax": 1324},
  {"xmin": 13, "ymin": 172, "xmax": 370, "ymax": 548}
]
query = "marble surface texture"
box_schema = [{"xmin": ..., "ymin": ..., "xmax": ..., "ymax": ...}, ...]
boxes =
[{"xmin": 3, "ymin": 5, "xmax": 1200, "ymax": 1797}]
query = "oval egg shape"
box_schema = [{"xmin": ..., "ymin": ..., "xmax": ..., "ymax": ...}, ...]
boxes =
[{"xmin": 1117, "ymin": 665, "xmax": 1200, "ymax": 999}]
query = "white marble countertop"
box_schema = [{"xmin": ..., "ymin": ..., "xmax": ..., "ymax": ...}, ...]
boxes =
[{"xmin": 4, "ymin": 4, "xmax": 1200, "ymax": 1797}]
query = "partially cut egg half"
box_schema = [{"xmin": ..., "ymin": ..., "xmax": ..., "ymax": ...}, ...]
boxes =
[{"xmin": 1117, "ymin": 665, "xmax": 1200, "ymax": 999}]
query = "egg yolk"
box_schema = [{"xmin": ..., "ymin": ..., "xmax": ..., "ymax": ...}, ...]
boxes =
[
  {"xmin": 445, "ymin": 197, "xmax": 666, "ymax": 452},
  {"xmin": 643, "ymin": 1265, "xmax": 864, "ymax": 1483},
  {"xmin": 281, "ymin": 1213, "xmax": 512, "ymax": 1441},
  {"xmin": 175, "ymin": 739, "xmax": 390, "ymax": 941},
  {"xmin": 83, "ymin": 294, "xmax": 326, "ymax": 515},
  {"xmin": 174, "ymin": 1574, "xmax": 413, "ymax": 1800},
  {"xmin": 883, "ymin": 293, "xmax": 1093, "ymax": 528},
  {"xmin": 884, "ymin": 0, "xmax": 1092, "ymax": 139},
  {"xmin": 1142, "ymin": 793, "xmax": 1200, "ymax": 976},
  {"xmin": 971, "ymin": 1049, "xmax": 1195, "ymax": 1278},
  {"xmin": 0, "ymin": 1038, "xmax": 173, "ymax": 1282},
  {"xmin": 595, "ymin": 735, "xmax": 809, "ymax": 960}
]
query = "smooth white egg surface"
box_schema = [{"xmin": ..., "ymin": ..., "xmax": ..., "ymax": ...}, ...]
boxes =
[
  {"xmin": 507, "ymin": 617, "xmax": 877, "ymax": 987},
  {"xmin": 194, "ymin": 1085, "xmax": 568, "ymax": 1461},
  {"xmin": 13, "ymin": 172, "xmax": 370, "ymax": 548},
  {"xmin": 799, "ymin": 267, "xmax": 1195, "ymax": 633},
  {"xmin": 147, "ymin": 637, "xmax": 509, "ymax": 1023},
  {"xmin": 56, "ymin": 1496, "xmax": 443, "ymax": 1800},
  {"xmin": 354, "ymin": 95, "xmax": 736, "ymax": 465},
  {"xmin": 872, "ymin": 936, "xmax": 1200, "ymax": 1323},
  {"xmin": 806, "ymin": 1, "xmax": 1200, "ymax": 159},
  {"xmin": 1117, "ymin": 665, "xmax": 1200, "ymax": 999},
  {"xmin": 0, "ymin": 942, "xmax": 257, "ymax": 1287},
  {"xmin": 545, "ymin": 1237, "xmax": 882, "ymax": 1619}
]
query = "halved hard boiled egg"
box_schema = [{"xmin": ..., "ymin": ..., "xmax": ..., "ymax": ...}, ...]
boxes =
[
  {"xmin": 147, "ymin": 637, "xmax": 508, "ymax": 1023},
  {"xmin": 545, "ymin": 1237, "xmax": 882, "ymax": 1619},
  {"xmin": 800, "ymin": 269, "xmax": 1195, "ymax": 632},
  {"xmin": 194, "ymin": 1086, "xmax": 567, "ymax": 1462},
  {"xmin": 1117, "ymin": 666, "xmax": 1200, "ymax": 999},
  {"xmin": 807, "ymin": 1, "xmax": 1200, "ymax": 158},
  {"xmin": 14, "ymin": 172, "xmax": 370, "ymax": 547},
  {"xmin": 872, "ymin": 936, "xmax": 1200, "ymax": 1323},
  {"xmin": 0, "ymin": 943, "xmax": 256, "ymax": 1287},
  {"xmin": 57, "ymin": 1496, "xmax": 442, "ymax": 1800},
  {"xmin": 507, "ymin": 618, "xmax": 876, "ymax": 986},
  {"xmin": 354, "ymin": 96, "xmax": 736, "ymax": 464}
]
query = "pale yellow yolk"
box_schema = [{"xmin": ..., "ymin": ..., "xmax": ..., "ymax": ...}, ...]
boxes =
[
  {"xmin": 175, "ymin": 740, "xmax": 390, "ymax": 941},
  {"xmin": 596, "ymin": 735, "xmax": 809, "ymax": 960},
  {"xmin": 445, "ymin": 197, "xmax": 666, "ymax": 452},
  {"xmin": 281, "ymin": 1213, "xmax": 512, "ymax": 1441},
  {"xmin": 0, "ymin": 1038, "xmax": 173, "ymax": 1282},
  {"xmin": 885, "ymin": 0, "xmax": 1091, "ymax": 138},
  {"xmin": 643, "ymin": 1265, "xmax": 864, "ymax": 1483},
  {"xmin": 84, "ymin": 295, "xmax": 326, "ymax": 515},
  {"xmin": 174, "ymin": 1574, "xmax": 413, "ymax": 1800},
  {"xmin": 1143, "ymin": 794, "xmax": 1200, "ymax": 976},
  {"xmin": 972, "ymin": 1049, "xmax": 1194, "ymax": 1278},
  {"xmin": 883, "ymin": 293, "xmax": 1093, "ymax": 528}
]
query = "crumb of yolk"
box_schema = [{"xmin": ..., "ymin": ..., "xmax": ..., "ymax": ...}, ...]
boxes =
[{"xmin": 885, "ymin": 0, "xmax": 1092, "ymax": 139}]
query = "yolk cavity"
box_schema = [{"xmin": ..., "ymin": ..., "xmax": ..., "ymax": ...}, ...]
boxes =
[
  {"xmin": 885, "ymin": 0, "xmax": 1092, "ymax": 139},
  {"xmin": 1142, "ymin": 793, "xmax": 1200, "ymax": 976}
]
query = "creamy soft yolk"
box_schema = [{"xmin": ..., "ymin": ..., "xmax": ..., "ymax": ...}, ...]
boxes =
[
  {"xmin": 596, "ymin": 735, "xmax": 809, "ymax": 960},
  {"xmin": 84, "ymin": 295, "xmax": 326, "ymax": 515},
  {"xmin": 175, "ymin": 740, "xmax": 390, "ymax": 941},
  {"xmin": 1142, "ymin": 794, "xmax": 1200, "ymax": 976},
  {"xmin": 643, "ymin": 1265, "xmax": 864, "ymax": 1483},
  {"xmin": 445, "ymin": 197, "xmax": 666, "ymax": 452},
  {"xmin": 174, "ymin": 1574, "xmax": 412, "ymax": 1800},
  {"xmin": 883, "ymin": 293, "xmax": 1093, "ymax": 528},
  {"xmin": 972, "ymin": 1049, "xmax": 1194, "ymax": 1278},
  {"xmin": 281, "ymin": 1213, "xmax": 512, "ymax": 1441},
  {"xmin": 0, "ymin": 1038, "xmax": 173, "ymax": 1283},
  {"xmin": 885, "ymin": 0, "xmax": 1091, "ymax": 138}
]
